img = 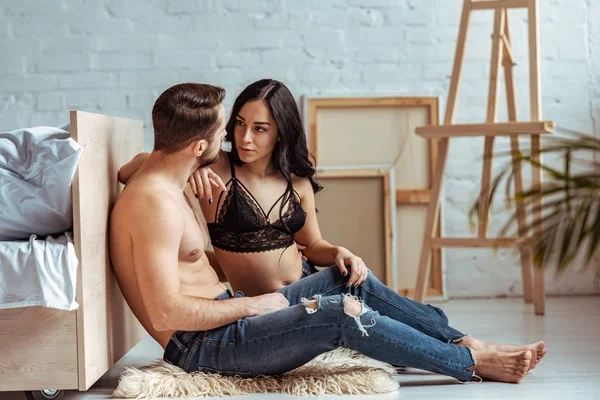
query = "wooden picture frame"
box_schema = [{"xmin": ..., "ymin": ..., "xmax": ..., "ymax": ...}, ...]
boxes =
[
  {"xmin": 304, "ymin": 96, "xmax": 444, "ymax": 299},
  {"xmin": 314, "ymin": 168, "xmax": 397, "ymax": 289}
]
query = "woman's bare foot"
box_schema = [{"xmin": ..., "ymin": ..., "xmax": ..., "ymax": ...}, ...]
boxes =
[
  {"xmin": 469, "ymin": 350, "xmax": 532, "ymax": 383},
  {"xmin": 458, "ymin": 337, "xmax": 545, "ymax": 370}
]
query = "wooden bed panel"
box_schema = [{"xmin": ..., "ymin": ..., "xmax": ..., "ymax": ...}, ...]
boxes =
[
  {"xmin": 0, "ymin": 308, "xmax": 78, "ymax": 391},
  {"xmin": 314, "ymin": 168, "xmax": 396, "ymax": 289},
  {"xmin": 70, "ymin": 110, "xmax": 146, "ymax": 390}
]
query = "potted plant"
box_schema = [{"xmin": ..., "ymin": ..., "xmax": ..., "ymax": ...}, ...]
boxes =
[{"xmin": 469, "ymin": 127, "xmax": 600, "ymax": 278}]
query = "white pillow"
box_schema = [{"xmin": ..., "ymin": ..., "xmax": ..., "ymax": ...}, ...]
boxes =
[{"xmin": 0, "ymin": 126, "xmax": 82, "ymax": 241}]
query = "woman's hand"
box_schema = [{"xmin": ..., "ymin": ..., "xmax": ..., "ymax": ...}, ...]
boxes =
[
  {"xmin": 118, "ymin": 152, "xmax": 150, "ymax": 184},
  {"xmin": 334, "ymin": 247, "xmax": 369, "ymax": 288},
  {"xmin": 296, "ymin": 242, "xmax": 308, "ymax": 261},
  {"xmin": 188, "ymin": 167, "xmax": 227, "ymax": 204}
]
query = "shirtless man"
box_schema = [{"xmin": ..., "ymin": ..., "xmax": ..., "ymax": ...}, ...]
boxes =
[{"xmin": 109, "ymin": 82, "xmax": 535, "ymax": 383}]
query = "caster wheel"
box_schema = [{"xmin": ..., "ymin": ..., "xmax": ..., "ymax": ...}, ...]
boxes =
[{"xmin": 24, "ymin": 389, "xmax": 64, "ymax": 400}]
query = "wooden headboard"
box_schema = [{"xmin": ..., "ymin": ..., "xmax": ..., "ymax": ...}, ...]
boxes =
[{"xmin": 70, "ymin": 110, "xmax": 147, "ymax": 390}]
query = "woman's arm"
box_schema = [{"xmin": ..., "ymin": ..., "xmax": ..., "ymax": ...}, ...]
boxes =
[
  {"xmin": 293, "ymin": 178, "xmax": 369, "ymax": 287},
  {"xmin": 118, "ymin": 152, "xmax": 150, "ymax": 184},
  {"xmin": 292, "ymin": 178, "xmax": 338, "ymax": 265}
]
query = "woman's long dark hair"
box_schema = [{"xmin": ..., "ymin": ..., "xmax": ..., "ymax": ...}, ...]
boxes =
[{"xmin": 226, "ymin": 79, "xmax": 322, "ymax": 195}]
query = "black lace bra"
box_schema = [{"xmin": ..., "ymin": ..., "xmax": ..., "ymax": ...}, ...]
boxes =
[{"xmin": 206, "ymin": 156, "xmax": 307, "ymax": 253}]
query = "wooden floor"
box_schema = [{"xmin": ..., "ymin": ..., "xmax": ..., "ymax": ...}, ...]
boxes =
[{"xmin": 3, "ymin": 296, "xmax": 599, "ymax": 399}]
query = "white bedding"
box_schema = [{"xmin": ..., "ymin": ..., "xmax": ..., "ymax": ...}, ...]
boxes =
[
  {"xmin": 0, "ymin": 126, "xmax": 82, "ymax": 241},
  {"xmin": 0, "ymin": 233, "xmax": 79, "ymax": 310}
]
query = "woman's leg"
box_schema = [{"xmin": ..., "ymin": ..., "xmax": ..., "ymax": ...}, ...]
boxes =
[
  {"xmin": 281, "ymin": 267, "xmax": 545, "ymax": 368},
  {"xmin": 281, "ymin": 266, "xmax": 465, "ymax": 343},
  {"xmin": 329, "ymin": 268, "xmax": 544, "ymax": 366}
]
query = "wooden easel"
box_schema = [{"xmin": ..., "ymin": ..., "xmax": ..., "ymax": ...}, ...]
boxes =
[{"xmin": 413, "ymin": 0, "xmax": 554, "ymax": 315}]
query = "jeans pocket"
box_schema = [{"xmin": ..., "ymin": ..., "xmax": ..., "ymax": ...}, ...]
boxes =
[
  {"xmin": 171, "ymin": 333, "xmax": 189, "ymax": 353},
  {"xmin": 173, "ymin": 330, "xmax": 202, "ymax": 352}
]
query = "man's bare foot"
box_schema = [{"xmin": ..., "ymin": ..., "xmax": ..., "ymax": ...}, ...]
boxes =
[
  {"xmin": 458, "ymin": 337, "xmax": 545, "ymax": 370},
  {"xmin": 469, "ymin": 350, "xmax": 532, "ymax": 383},
  {"xmin": 536, "ymin": 348, "xmax": 547, "ymax": 366}
]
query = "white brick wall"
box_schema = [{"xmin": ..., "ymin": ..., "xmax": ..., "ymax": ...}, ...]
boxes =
[{"xmin": 1, "ymin": 0, "xmax": 599, "ymax": 297}]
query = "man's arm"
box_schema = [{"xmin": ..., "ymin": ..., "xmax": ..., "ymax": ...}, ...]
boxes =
[
  {"xmin": 118, "ymin": 152, "xmax": 150, "ymax": 184},
  {"xmin": 130, "ymin": 192, "xmax": 287, "ymax": 332}
]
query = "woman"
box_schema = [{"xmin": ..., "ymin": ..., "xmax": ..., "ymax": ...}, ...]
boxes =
[
  {"xmin": 198, "ymin": 79, "xmax": 373, "ymax": 297},
  {"xmin": 119, "ymin": 79, "xmax": 545, "ymax": 374}
]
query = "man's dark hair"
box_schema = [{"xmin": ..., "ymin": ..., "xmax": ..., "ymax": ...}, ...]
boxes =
[{"xmin": 152, "ymin": 83, "xmax": 225, "ymax": 154}]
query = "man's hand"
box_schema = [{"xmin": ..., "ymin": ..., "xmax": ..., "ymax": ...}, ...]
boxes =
[
  {"xmin": 334, "ymin": 247, "xmax": 369, "ymax": 288},
  {"xmin": 188, "ymin": 166, "xmax": 227, "ymax": 204},
  {"xmin": 246, "ymin": 293, "xmax": 289, "ymax": 316}
]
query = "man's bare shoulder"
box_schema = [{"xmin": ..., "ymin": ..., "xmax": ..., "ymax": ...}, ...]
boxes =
[{"xmin": 112, "ymin": 177, "xmax": 182, "ymax": 228}]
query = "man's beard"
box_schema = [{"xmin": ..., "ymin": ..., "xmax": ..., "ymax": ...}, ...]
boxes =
[{"xmin": 196, "ymin": 151, "xmax": 219, "ymax": 168}]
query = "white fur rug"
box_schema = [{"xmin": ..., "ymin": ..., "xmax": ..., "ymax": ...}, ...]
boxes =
[{"xmin": 113, "ymin": 348, "xmax": 399, "ymax": 398}]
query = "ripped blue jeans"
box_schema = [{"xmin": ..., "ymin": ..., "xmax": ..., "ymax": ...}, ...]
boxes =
[{"xmin": 164, "ymin": 267, "xmax": 476, "ymax": 382}]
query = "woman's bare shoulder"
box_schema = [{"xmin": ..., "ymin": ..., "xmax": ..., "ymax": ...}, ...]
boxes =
[{"xmin": 291, "ymin": 175, "xmax": 311, "ymax": 196}]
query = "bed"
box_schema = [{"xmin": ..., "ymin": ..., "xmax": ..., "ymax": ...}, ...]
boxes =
[{"xmin": 0, "ymin": 111, "xmax": 147, "ymax": 398}]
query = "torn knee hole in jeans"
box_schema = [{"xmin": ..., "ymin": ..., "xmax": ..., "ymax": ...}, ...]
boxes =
[
  {"xmin": 300, "ymin": 295, "xmax": 376, "ymax": 337},
  {"xmin": 343, "ymin": 294, "xmax": 376, "ymax": 337},
  {"xmin": 300, "ymin": 294, "xmax": 338, "ymax": 314},
  {"xmin": 301, "ymin": 298, "xmax": 319, "ymax": 313}
]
